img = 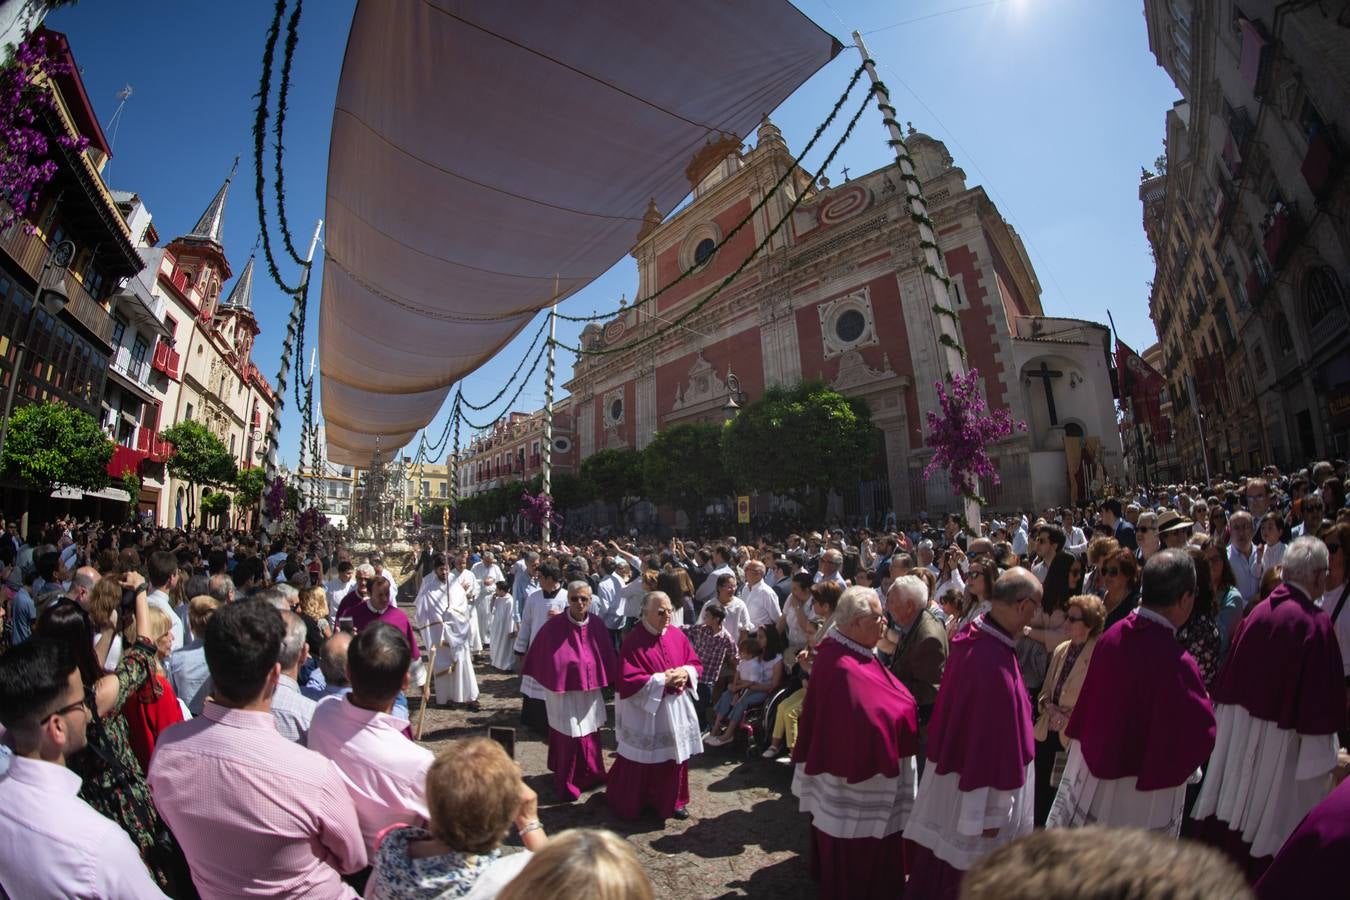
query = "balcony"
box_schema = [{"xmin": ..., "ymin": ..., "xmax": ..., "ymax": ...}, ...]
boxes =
[
  {"xmin": 1261, "ymin": 204, "xmax": 1298, "ymax": 270},
  {"xmin": 110, "ymin": 347, "xmax": 150, "ymax": 386},
  {"xmin": 151, "ymin": 341, "xmax": 181, "ymax": 380},
  {"xmin": 135, "ymin": 427, "xmax": 171, "ymax": 462},
  {"xmin": 0, "ymin": 223, "xmax": 116, "ymax": 349}
]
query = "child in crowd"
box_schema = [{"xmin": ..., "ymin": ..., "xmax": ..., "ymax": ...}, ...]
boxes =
[{"xmin": 704, "ymin": 636, "xmax": 769, "ymax": 746}]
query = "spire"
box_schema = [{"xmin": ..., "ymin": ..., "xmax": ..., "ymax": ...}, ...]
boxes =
[
  {"xmin": 188, "ymin": 155, "xmax": 238, "ymax": 245},
  {"xmin": 222, "ymin": 251, "xmax": 255, "ymax": 310}
]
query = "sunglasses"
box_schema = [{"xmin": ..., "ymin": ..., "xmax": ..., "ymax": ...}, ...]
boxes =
[
  {"xmin": 1101, "ymin": 567, "xmax": 1121, "ymax": 577},
  {"xmin": 1137, "ymin": 526, "xmax": 1154, "ymax": 533}
]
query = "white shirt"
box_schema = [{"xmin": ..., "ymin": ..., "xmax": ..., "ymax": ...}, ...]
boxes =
[
  {"xmin": 307, "ymin": 695, "xmax": 434, "ymax": 855},
  {"xmin": 1320, "ymin": 584, "xmax": 1350, "ymax": 677},
  {"xmin": 595, "ymin": 571, "xmax": 627, "ymax": 630},
  {"xmin": 513, "ymin": 587, "xmax": 567, "ymax": 654},
  {"xmin": 1065, "ymin": 525, "xmax": 1088, "ymax": 557},
  {"xmin": 0, "ymin": 756, "xmax": 168, "ymax": 899},
  {"xmin": 147, "ymin": 587, "xmax": 184, "ymax": 651},
  {"xmin": 742, "ymin": 580, "xmax": 782, "ymax": 629},
  {"xmin": 325, "ymin": 577, "xmax": 356, "ymax": 622},
  {"xmin": 716, "ymin": 597, "xmax": 753, "ymax": 642},
  {"xmin": 414, "ymin": 574, "xmax": 473, "ymax": 653}
]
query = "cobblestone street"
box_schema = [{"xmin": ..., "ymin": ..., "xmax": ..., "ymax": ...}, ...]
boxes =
[{"xmin": 413, "ymin": 666, "xmax": 816, "ymax": 900}]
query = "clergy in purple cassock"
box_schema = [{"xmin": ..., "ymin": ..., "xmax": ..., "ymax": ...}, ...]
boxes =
[
  {"xmin": 1255, "ymin": 774, "xmax": 1350, "ymax": 900},
  {"xmin": 904, "ymin": 568, "xmax": 1039, "ymax": 900},
  {"xmin": 607, "ymin": 591, "xmax": 703, "ymax": 821},
  {"xmin": 1048, "ymin": 549, "xmax": 1216, "ymax": 834},
  {"xmin": 792, "ymin": 586, "xmax": 919, "ymax": 900},
  {"xmin": 521, "ymin": 581, "xmax": 619, "ymax": 802},
  {"xmin": 1193, "ymin": 536, "xmax": 1346, "ymax": 882}
]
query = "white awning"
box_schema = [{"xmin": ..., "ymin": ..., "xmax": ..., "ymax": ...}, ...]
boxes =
[
  {"xmin": 320, "ymin": 0, "xmax": 840, "ymax": 467},
  {"xmin": 51, "ymin": 484, "xmax": 132, "ymax": 502}
]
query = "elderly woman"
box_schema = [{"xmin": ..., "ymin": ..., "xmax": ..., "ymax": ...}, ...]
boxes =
[
  {"xmin": 496, "ymin": 829, "xmax": 653, "ymax": 900},
  {"xmin": 1099, "ymin": 549, "xmax": 1142, "ymax": 630},
  {"xmin": 366, "ymin": 737, "xmax": 547, "ymax": 899},
  {"xmin": 1134, "ymin": 511, "xmax": 1160, "ymax": 563},
  {"xmin": 1033, "ymin": 593, "xmax": 1106, "ymax": 826}
]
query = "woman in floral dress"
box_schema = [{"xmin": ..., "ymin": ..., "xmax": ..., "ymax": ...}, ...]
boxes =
[{"xmin": 36, "ymin": 576, "xmax": 189, "ymax": 895}]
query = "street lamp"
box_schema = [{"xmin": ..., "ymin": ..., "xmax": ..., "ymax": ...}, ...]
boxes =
[
  {"xmin": 723, "ymin": 368, "xmax": 747, "ymax": 422},
  {"xmin": 0, "ymin": 239, "xmax": 74, "ymax": 460}
]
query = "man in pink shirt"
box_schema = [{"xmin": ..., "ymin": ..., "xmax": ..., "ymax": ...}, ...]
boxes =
[
  {"xmin": 308, "ymin": 621, "xmax": 434, "ymax": 856},
  {"xmin": 148, "ymin": 599, "xmax": 367, "ymax": 899}
]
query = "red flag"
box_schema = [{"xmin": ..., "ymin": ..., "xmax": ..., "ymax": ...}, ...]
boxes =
[{"xmin": 1116, "ymin": 340, "xmax": 1164, "ymax": 416}]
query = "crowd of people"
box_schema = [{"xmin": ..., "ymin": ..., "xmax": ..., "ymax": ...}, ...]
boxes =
[{"xmin": 1, "ymin": 456, "xmax": 1349, "ymax": 898}]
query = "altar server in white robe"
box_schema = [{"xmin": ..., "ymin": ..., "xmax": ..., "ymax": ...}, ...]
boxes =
[
  {"xmin": 489, "ymin": 579, "xmax": 518, "ymax": 672},
  {"xmin": 451, "ymin": 551, "xmax": 482, "ymax": 653},
  {"xmin": 513, "ymin": 562, "xmax": 567, "ymax": 732},
  {"xmin": 1192, "ymin": 536, "xmax": 1345, "ymax": 881},
  {"xmin": 472, "ymin": 551, "xmax": 504, "ymax": 648},
  {"xmin": 414, "ymin": 553, "xmax": 479, "ymax": 708}
]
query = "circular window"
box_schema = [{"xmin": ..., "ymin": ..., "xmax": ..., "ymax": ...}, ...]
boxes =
[
  {"xmin": 694, "ymin": 238, "xmax": 716, "ymax": 267},
  {"xmin": 610, "ymin": 398, "xmax": 624, "ymax": 421},
  {"xmin": 835, "ymin": 309, "xmax": 866, "ymax": 343}
]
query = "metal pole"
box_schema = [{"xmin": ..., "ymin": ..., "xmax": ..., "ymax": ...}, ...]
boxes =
[
  {"xmin": 853, "ymin": 32, "xmax": 980, "ymax": 534},
  {"xmin": 0, "ymin": 311, "xmax": 35, "ymax": 461},
  {"xmin": 541, "ymin": 291, "xmax": 557, "ymax": 546},
  {"xmin": 1184, "ymin": 374, "xmax": 1212, "ymax": 485},
  {"xmin": 264, "ymin": 218, "xmax": 323, "ymax": 489}
]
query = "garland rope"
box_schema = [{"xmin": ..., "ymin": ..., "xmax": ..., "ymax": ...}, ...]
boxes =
[{"xmin": 252, "ymin": 0, "xmax": 303, "ymax": 295}]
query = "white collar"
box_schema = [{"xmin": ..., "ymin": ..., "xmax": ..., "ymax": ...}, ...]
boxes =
[
  {"xmin": 1134, "ymin": 605, "xmax": 1176, "ymax": 633},
  {"xmin": 828, "ymin": 630, "xmax": 875, "ymax": 658},
  {"xmin": 975, "ymin": 615, "xmax": 1016, "ymax": 648},
  {"xmin": 641, "ymin": 619, "xmax": 665, "ymax": 637},
  {"xmin": 568, "ymin": 612, "xmax": 588, "ymax": 627}
]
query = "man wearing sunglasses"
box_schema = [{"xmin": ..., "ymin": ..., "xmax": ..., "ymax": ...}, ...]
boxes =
[{"xmin": 0, "ymin": 639, "xmax": 167, "ymax": 898}]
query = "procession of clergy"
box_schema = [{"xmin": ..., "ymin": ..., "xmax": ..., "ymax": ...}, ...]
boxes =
[{"xmin": 410, "ymin": 534, "xmax": 1345, "ymax": 900}]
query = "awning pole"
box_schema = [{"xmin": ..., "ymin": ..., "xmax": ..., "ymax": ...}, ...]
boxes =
[{"xmin": 541, "ymin": 276, "xmax": 558, "ymax": 547}]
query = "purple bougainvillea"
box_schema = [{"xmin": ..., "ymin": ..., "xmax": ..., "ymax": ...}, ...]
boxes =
[
  {"xmin": 298, "ymin": 506, "xmax": 328, "ymax": 537},
  {"xmin": 0, "ymin": 32, "xmax": 89, "ymax": 232},
  {"xmin": 263, "ymin": 476, "xmax": 288, "ymax": 521},
  {"xmin": 520, "ymin": 491, "xmax": 559, "ymax": 530},
  {"xmin": 924, "ymin": 369, "xmax": 1025, "ymax": 501}
]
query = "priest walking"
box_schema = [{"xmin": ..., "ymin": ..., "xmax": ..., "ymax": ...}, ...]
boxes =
[
  {"xmin": 904, "ymin": 568, "xmax": 1039, "ymax": 900},
  {"xmin": 414, "ymin": 554, "xmax": 480, "ymax": 710},
  {"xmin": 792, "ymin": 585, "xmax": 920, "ymax": 899},
  {"xmin": 1192, "ymin": 536, "xmax": 1345, "ymax": 881},
  {"xmin": 1047, "ymin": 549, "xmax": 1215, "ymax": 834},
  {"xmin": 521, "ymin": 580, "xmax": 619, "ymax": 802},
  {"xmin": 607, "ymin": 591, "xmax": 703, "ymax": 821}
]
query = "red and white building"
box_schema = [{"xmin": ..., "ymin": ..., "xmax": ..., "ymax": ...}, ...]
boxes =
[{"xmin": 564, "ymin": 120, "xmax": 1122, "ymax": 517}]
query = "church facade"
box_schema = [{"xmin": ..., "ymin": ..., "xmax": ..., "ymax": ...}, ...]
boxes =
[{"xmin": 564, "ymin": 121, "xmax": 1122, "ymax": 518}]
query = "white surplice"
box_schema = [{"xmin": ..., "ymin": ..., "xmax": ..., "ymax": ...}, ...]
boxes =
[
  {"xmin": 1191, "ymin": 703, "xmax": 1339, "ymax": 858},
  {"xmin": 489, "ymin": 593, "xmax": 518, "ymax": 671},
  {"xmin": 414, "ymin": 573, "xmax": 479, "ymax": 704},
  {"xmin": 613, "ymin": 668, "xmax": 702, "ymax": 765},
  {"xmin": 513, "ymin": 588, "xmax": 567, "ymax": 700},
  {"xmin": 1046, "ymin": 741, "xmax": 1196, "ymax": 835},
  {"xmin": 903, "ymin": 762, "xmax": 1035, "ymax": 872}
]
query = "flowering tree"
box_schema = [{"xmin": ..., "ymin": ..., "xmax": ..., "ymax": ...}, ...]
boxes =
[
  {"xmin": 0, "ymin": 32, "xmax": 89, "ymax": 232},
  {"xmin": 519, "ymin": 491, "xmax": 559, "ymax": 533},
  {"xmin": 924, "ymin": 369, "xmax": 1024, "ymax": 511},
  {"xmin": 297, "ymin": 506, "xmax": 328, "ymax": 538},
  {"xmin": 263, "ymin": 476, "xmax": 288, "ymax": 522}
]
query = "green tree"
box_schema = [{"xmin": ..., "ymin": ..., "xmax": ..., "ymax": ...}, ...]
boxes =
[
  {"xmin": 161, "ymin": 421, "xmax": 238, "ymax": 527},
  {"xmin": 547, "ymin": 471, "xmax": 588, "ymax": 516},
  {"xmin": 580, "ymin": 448, "xmax": 643, "ymax": 525},
  {"xmin": 1, "ymin": 401, "xmax": 112, "ymax": 495},
  {"xmin": 234, "ymin": 466, "xmax": 266, "ymax": 520},
  {"xmin": 200, "ymin": 490, "xmax": 232, "ymax": 528},
  {"xmin": 641, "ymin": 422, "xmax": 732, "ymax": 523},
  {"xmin": 721, "ymin": 380, "xmax": 879, "ymax": 519}
]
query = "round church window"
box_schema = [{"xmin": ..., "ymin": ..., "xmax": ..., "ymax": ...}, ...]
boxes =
[
  {"xmin": 835, "ymin": 309, "xmax": 866, "ymax": 344},
  {"xmin": 694, "ymin": 238, "xmax": 716, "ymax": 267}
]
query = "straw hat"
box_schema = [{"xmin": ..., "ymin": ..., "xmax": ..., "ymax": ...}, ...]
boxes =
[{"xmin": 1154, "ymin": 509, "xmax": 1194, "ymax": 535}]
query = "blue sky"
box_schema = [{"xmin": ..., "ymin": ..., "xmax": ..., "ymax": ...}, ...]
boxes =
[{"xmin": 47, "ymin": 0, "xmax": 1179, "ymax": 467}]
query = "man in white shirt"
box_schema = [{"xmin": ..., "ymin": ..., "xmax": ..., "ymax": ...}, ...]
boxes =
[
  {"xmin": 415, "ymin": 554, "xmax": 480, "ymax": 710},
  {"xmin": 325, "ymin": 560, "xmax": 356, "ymax": 624},
  {"xmin": 308, "ymin": 622, "xmax": 434, "ymax": 855},
  {"xmin": 1030, "ymin": 525, "xmax": 1065, "ymax": 584},
  {"xmin": 1011, "ymin": 515, "xmax": 1030, "ymax": 558},
  {"xmin": 741, "ymin": 560, "xmax": 782, "ymax": 629},
  {"xmin": 0, "ymin": 638, "xmax": 167, "ymax": 898},
  {"xmin": 814, "ymin": 548, "xmax": 848, "ymax": 586},
  {"xmin": 146, "ymin": 550, "xmax": 184, "ymax": 651},
  {"xmin": 1226, "ymin": 512, "xmax": 1261, "ymax": 605},
  {"xmin": 1061, "ymin": 509, "xmax": 1089, "ymax": 557},
  {"xmin": 594, "ymin": 556, "xmax": 628, "ymax": 648}
]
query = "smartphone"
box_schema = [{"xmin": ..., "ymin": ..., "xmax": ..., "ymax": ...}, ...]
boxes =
[
  {"xmin": 337, "ymin": 616, "xmax": 355, "ymax": 634},
  {"xmin": 488, "ymin": 726, "xmax": 516, "ymax": 760}
]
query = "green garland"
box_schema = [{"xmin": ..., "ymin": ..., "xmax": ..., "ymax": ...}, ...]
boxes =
[
  {"xmin": 272, "ymin": 0, "xmax": 306, "ymax": 268},
  {"xmin": 554, "ymin": 60, "xmax": 870, "ymax": 325},
  {"xmin": 252, "ymin": 0, "xmax": 302, "ymax": 296}
]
